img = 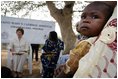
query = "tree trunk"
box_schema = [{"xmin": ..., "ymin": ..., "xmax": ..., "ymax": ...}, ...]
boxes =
[
  {"xmin": 46, "ymin": 1, "xmax": 76, "ymax": 54},
  {"xmin": 58, "ymin": 18, "xmax": 76, "ymax": 54}
]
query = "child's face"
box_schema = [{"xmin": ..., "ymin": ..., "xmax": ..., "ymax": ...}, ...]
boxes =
[{"xmin": 79, "ymin": 5, "xmax": 107, "ymax": 37}]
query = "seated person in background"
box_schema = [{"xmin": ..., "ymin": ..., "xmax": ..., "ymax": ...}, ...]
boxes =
[
  {"xmin": 41, "ymin": 31, "xmax": 64, "ymax": 78},
  {"xmin": 8, "ymin": 27, "xmax": 29, "ymax": 77},
  {"xmin": 54, "ymin": 1, "xmax": 116, "ymax": 78}
]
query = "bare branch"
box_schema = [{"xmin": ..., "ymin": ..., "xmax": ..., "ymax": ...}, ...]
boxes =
[
  {"xmin": 63, "ymin": 1, "xmax": 75, "ymax": 16},
  {"xmin": 46, "ymin": 1, "xmax": 59, "ymax": 16}
]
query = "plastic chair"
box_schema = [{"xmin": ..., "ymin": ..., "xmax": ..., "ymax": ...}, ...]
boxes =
[{"xmin": 7, "ymin": 45, "xmax": 32, "ymax": 74}]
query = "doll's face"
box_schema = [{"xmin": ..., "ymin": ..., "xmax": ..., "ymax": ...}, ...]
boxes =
[{"xmin": 79, "ymin": 4, "xmax": 109, "ymax": 37}]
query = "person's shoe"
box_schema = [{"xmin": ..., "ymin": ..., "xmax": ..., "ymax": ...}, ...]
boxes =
[
  {"xmin": 12, "ymin": 71, "xmax": 17, "ymax": 78},
  {"xmin": 17, "ymin": 72, "xmax": 22, "ymax": 78}
]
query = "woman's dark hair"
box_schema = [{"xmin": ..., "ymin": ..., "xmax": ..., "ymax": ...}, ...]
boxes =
[
  {"xmin": 49, "ymin": 31, "xmax": 58, "ymax": 42},
  {"xmin": 16, "ymin": 27, "xmax": 24, "ymax": 35},
  {"xmin": 1, "ymin": 66, "xmax": 13, "ymax": 78}
]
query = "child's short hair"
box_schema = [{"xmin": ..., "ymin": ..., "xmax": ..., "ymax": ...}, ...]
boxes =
[{"xmin": 88, "ymin": 1, "xmax": 114, "ymax": 21}]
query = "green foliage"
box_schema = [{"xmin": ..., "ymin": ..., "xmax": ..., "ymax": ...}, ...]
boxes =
[
  {"xmin": 1, "ymin": 1, "xmax": 46, "ymax": 16},
  {"xmin": 1, "ymin": 1, "xmax": 90, "ymax": 17}
]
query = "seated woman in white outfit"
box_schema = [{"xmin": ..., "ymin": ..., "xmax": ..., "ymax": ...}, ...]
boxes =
[{"xmin": 8, "ymin": 27, "xmax": 29, "ymax": 77}]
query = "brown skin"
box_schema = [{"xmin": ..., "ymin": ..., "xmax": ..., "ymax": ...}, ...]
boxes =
[
  {"xmin": 79, "ymin": 4, "xmax": 111, "ymax": 37},
  {"xmin": 102, "ymin": 1, "xmax": 117, "ymax": 9},
  {"xmin": 54, "ymin": 1, "xmax": 116, "ymax": 78}
]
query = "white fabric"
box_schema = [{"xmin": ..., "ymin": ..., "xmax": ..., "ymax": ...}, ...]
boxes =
[
  {"xmin": 7, "ymin": 36, "xmax": 32, "ymax": 74},
  {"xmin": 73, "ymin": 6, "xmax": 117, "ymax": 78},
  {"xmin": 12, "ymin": 53, "xmax": 28, "ymax": 72},
  {"xmin": 8, "ymin": 37, "xmax": 29, "ymax": 53}
]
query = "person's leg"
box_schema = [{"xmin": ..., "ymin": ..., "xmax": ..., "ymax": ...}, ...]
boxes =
[
  {"xmin": 48, "ymin": 68, "xmax": 55, "ymax": 78},
  {"xmin": 17, "ymin": 53, "xmax": 28, "ymax": 77},
  {"xmin": 34, "ymin": 44, "xmax": 39, "ymax": 61},
  {"xmin": 35, "ymin": 47, "xmax": 39, "ymax": 61},
  {"xmin": 31, "ymin": 45, "xmax": 35, "ymax": 60},
  {"xmin": 12, "ymin": 55, "xmax": 19, "ymax": 77},
  {"xmin": 42, "ymin": 66, "xmax": 48, "ymax": 78},
  {"xmin": 12, "ymin": 55, "xmax": 18, "ymax": 72},
  {"xmin": 32, "ymin": 49, "xmax": 34, "ymax": 61}
]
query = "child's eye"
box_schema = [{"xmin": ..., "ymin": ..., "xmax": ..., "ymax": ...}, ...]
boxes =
[
  {"xmin": 91, "ymin": 15, "xmax": 99, "ymax": 19},
  {"xmin": 81, "ymin": 15, "xmax": 86, "ymax": 19}
]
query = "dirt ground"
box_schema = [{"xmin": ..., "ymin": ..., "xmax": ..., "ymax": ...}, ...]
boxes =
[{"xmin": 1, "ymin": 50, "xmax": 42, "ymax": 78}]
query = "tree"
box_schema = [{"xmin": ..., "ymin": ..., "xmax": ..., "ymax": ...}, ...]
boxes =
[
  {"xmin": 1, "ymin": 1, "xmax": 89, "ymax": 54},
  {"xmin": 46, "ymin": 1, "xmax": 76, "ymax": 54}
]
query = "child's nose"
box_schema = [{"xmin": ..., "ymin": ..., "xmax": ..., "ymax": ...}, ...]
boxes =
[{"xmin": 82, "ymin": 17, "xmax": 91, "ymax": 23}]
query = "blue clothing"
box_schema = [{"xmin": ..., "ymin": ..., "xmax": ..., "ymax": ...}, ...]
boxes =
[
  {"xmin": 42, "ymin": 39, "xmax": 64, "ymax": 54},
  {"xmin": 57, "ymin": 54, "xmax": 69, "ymax": 67},
  {"xmin": 41, "ymin": 39, "xmax": 64, "ymax": 78}
]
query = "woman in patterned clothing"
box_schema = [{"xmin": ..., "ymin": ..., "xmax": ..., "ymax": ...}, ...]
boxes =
[{"xmin": 41, "ymin": 31, "xmax": 64, "ymax": 78}]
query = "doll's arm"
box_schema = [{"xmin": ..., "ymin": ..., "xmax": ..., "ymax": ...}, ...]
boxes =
[{"xmin": 64, "ymin": 41, "xmax": 91, "ymax": 74}]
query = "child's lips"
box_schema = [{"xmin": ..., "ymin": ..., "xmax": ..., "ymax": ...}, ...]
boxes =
[{"xmin": 80, "ymin": 26, "xmax": 89, "ymax": 31}]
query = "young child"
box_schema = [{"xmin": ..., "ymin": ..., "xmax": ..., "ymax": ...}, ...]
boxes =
[
  {"xmin": 54, "ymin": 1, "xmax": 116, "ymax": 78},
  {"xmin": 73, "ymin": 4, "xmax": 117, "ymax": 78}
]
